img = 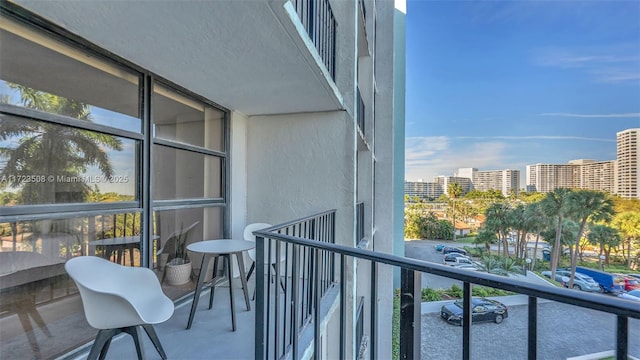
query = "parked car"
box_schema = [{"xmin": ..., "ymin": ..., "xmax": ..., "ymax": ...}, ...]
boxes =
[
  {"xmin": 435, "ymin": 244, "xmax": 446, "ymax": 252},
  {"xmin": 452, "ymin": 263, "xmax": 480, "ymax": 271},
  {"xmin": 616, "ymin": 275, "xmax": 640, "ymax": 291},
  {"xmin": 443, "ymin": 255, "xmax": 473, "ymax": 266},
  {"xmin": 575, "ymin": 267, "xmax": 625, "ymax": 293},
  {"xmin": 618, "ymin": 289, "xmax": 640, "ymax": 302},
  {"xmin": 442, "ymin": 246, "xmax": 467, "ymax": 255},
  {"xmin": 627, "ymin": 274, "xmax": 640, "ymax": 281},
  {"xmin": 540, "ymin": 270, "xmax": 600, "ymax": 292},
  {"xmin": 443, "ymin": 252, "xmax": 468, "ymax": 260},
  {"xmin": 440, "ymin": 298, "xmax": 508, "ymax": 326}
]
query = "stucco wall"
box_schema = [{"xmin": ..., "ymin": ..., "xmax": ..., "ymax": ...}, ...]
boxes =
[{"xmin": 245, "ymin": 111, "xmax": 355, "ymax": 247}]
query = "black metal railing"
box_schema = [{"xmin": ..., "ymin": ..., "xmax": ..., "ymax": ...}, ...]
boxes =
[
  {"xmin": 254, "ymin": 210, "xmax": 336, "ymax": 359},
  {"xmin": 292, "ymin": 0, "xmax": 337, "ymax": 79},
  {"xmin": 254, "ymin": 210, "xmax": 640, "ymax": 360},
  {"xmin": 357, "ymin": 88, "xmax": 365, "ymax": 136}
]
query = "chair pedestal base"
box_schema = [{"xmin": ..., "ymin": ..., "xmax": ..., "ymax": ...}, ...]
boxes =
[{"xmin": 88, "ymin": 324, "xmax": 167, "ymax": 360}]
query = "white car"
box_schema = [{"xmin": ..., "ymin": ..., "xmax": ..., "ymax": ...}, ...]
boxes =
[
  {"xmin": 618, "ymin": 289, "xmax": 640, "ymax": 302},
  {"xmin": 452, "ymin": 263, "xmax": 480, "ymax": 271}
]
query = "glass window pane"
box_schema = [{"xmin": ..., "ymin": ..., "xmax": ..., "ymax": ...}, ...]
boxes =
[
  {"xmin": 153, "ymin": 207, "xmax": 223, "ymax": 299},
  {"xmin": 0, "ymin": 116, "xmax": 138, "ymax": 205},
  {"xmin": 0, "ymin": 212, "xmax": 143, "ymax": 359},
  {"xmin": 153, "ymin": 84, "xmax": 224, "ymax": 151},
  {"xmin": 0, "ymin": 19, "xmax": 141, "ymax": 132},
  {"xmin": 152, "ymin": 145, "xmax": 222, "ymax": 200}
]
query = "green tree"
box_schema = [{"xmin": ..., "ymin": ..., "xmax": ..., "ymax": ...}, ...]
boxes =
[
  {"xmin": 447, "ymin": 182, "xmax": 463, "ymax": 241},
  {"xmin": 484, "ymin": 202, "xmax": 512, "ymax": 256},
  {"xmin": 611, "ymin": 211, "xmax": 640, "ymax": 268},
  {"xmin": 0, "ymin": 84, "xmax": 122, "ymax": 204},
  {"xmin": 523, "ymin": 202, "xmax": 549, "ymax": 268},
  {"xmin": 566, "ymin": 190, "xmax": 615, "ymax": 288},
  {"xmin": 540, "ymin": 188, "xmax": 573, "ymax": 281},
  {"xmin": 587, "ymin": 224, "xmax": 621, "ymax": 265},
  {"xmin": 474, "ymin": 227, "xmax": 496, "ymax": 253}
]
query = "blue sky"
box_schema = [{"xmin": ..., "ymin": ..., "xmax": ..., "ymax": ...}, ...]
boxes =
[{"xmin": 404, "ymin": 0, "xmax": 640, "ymax": 185}]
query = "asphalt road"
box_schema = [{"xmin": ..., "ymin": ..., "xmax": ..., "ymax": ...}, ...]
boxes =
[{"xmin": 404, "ymin": 239, "xmax": 640, "ymax": 359}]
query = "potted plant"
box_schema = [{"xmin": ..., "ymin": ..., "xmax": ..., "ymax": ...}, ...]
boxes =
[{"xmin": 164, "ymin": 224, "xmax": 192, "ymax": 285}]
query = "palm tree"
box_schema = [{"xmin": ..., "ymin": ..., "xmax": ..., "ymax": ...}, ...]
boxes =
[
  {"xmin": 523, "ymin": 202, "xmax": 548, "ymax": 269},
  {"xmin": 0, "ymin": 84, "xmax": 122, "ymax": 204},
  {"xmin": 447, "ymin": 182, "xmax": 463, "ymax": 241},
  {"xmin": 484, "ymin": 202, "xmax": 512, "ymax": 257},
  {"xmin": 565, "ymin": 190, "xmax": 614, "ymax": 288},
  {"xmin": 540, "ymin": 188, "xmax": 573, "ymax": 281}
]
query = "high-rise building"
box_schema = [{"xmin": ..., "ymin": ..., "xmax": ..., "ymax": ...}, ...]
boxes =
[
  {"xmin": 404, "ymin": 180, "xmax": 444, "ymax": 200},
  {"xmin": 617, "ymin": 128, "xmax": 639, "ymax": 199},
  {"xmin": 570, "ymin": 159, "xmax": 617, "ymax": 195},
  {"xmin": 526, "ymin": 130, "xmax": 637, "ymax": 198},
  {"xmin": 435, "ymin": 176, "xmax": 472, "ymax": 195},
  {"xmin": 458, "ymin": 168, "xmax": 520, "ymax": 196}
]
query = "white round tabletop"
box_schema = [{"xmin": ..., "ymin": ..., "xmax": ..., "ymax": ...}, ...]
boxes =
[{"xmin": 187, "ymin": 239, "xmax": 255, "ymax": 254}]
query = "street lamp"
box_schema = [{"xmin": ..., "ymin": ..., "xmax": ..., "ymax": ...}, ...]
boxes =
[
  {"xmin": 599, "ymin": 254, "xmax": 606, "ymax": 271},
  {"xmin": 525, "ymin": 258, "xmax": 532, "ymax": 274}
]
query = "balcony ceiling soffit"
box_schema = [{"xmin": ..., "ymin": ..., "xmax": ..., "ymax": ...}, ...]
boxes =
[{"xmin": 14, "ymin": 0, "xmax": 343, "ymax": 115}]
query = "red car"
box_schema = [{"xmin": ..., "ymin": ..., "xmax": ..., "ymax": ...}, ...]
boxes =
[{"xmin": 618, "ymin": 275, "xmax": 640, "ymax": 291}]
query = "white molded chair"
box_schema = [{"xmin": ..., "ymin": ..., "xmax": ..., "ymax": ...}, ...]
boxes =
[
  {"xmin": 243, "ymin": 223, "xmax": 286, "ymax": 295},
  {"xmin": 65, "ymin": 256, "xmax": 174, "ymax": 360}
]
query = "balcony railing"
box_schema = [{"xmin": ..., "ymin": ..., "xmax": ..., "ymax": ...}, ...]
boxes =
[
  {"xmin": 292, "ymin": 0, "xmax": 337, "ymax": 80},
  {"xmin": 254, "ymin": 210, "xmax": 640, "ymax": 360}
]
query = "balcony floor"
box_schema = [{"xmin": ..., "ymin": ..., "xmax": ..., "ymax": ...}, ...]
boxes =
[{"xmin": 65, "ymin": 282, "xmax": 257, "ymax": 360}]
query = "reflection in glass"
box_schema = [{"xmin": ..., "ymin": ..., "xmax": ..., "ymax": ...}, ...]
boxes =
[
  {"xmin": 153, "ymin": 207, "xmax": 223, "ymax": 299},
  {"xmin": 0, "ymin": 18, "xmax": 141, "ymax": 132},
  {"xmin": 153, "ymin": 84, "xmax": 224, "ymax": 151},
  {"xmin": 0, "ymin": 116, "xmax": 137, "ymax": 206},
  {"xmin": 0, "ymin": 212, "xmax": 142, "ymax": 359},
  {"xmin": 153, "ymin": 145, "xmax": 222, "ymax": 200}
]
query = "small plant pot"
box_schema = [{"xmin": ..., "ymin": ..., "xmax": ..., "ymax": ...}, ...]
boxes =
[{"xmin": 165, "ymin": 259, "xmax": 192, "ymax": 285}]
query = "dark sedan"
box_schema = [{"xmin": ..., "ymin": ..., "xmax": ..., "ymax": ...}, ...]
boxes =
[{"xmin": 440, "ymin": 298, "xmax": 508, "ymax": 326}]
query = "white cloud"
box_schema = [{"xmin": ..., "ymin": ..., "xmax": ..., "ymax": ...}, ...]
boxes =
[
  {"xmin": 540, "ymin": 112, "xmax": 640, "ymax": 119},
  {"xmin": 533, "ymin": 44, "xmax": 640, "ymax": 84},
  {"xmin": 404, "ymin": 134, "xmax": 616, "ymax": 182},
  {"xmin": 405, "ymin": 137, "xmax": 509, "ymax": 181}
]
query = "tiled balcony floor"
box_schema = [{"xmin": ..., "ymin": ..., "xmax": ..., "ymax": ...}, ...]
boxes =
[{"xmin": 65, "ymin": 282, "xmax": 257, "ymax": 360}]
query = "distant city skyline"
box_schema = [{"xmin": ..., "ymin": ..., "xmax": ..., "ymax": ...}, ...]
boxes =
[{"xmin": 404, "ymin": 1, "xmax": 640, "ymax": 183}]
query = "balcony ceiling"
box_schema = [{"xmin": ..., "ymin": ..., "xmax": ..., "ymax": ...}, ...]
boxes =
[{"xmin": 13, "ymin": 0, "xmax": 343, "ymax": 116}]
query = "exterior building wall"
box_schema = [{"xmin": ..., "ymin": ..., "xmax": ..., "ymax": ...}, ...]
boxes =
[
  {"xmin": 404, "ymin": 180, "xmax": 443, "ymax": 200},
  {"xmin": 617, "ymin": 128, "xmax": 639, "ymax": 199},
  {"xmin": 471, "ymin": 169, "xmax": 519, "ymax": 196},
  {"xmin": 436, "ymin": 176, "xmax": 472, "ymax": 195}
]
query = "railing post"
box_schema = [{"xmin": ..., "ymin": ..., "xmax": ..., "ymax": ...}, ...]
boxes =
[
  {"xmin": 528, "ymin": 296, "xmax": 537, "ymax": 360},
  {"xmin": 616, "ymin": 315, "xmax": 628, "ymax": 360},
  {"xmin": 462, "ymin": 282, "xmax": 472, "ymax": 360},
  {"xmin": 255, "ymin": 235, "xmax": 265, "ymax": 360},
  {"xmin": 399, "ymin": 268, "xmax": 421, "ymax": 359}
]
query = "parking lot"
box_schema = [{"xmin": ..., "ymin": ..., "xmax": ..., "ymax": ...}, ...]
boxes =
[
  {"xmin": 421, "ymin": 301, "xmax": 640, "ymax": 359},
  {"xmin": 405, "ymin": 239, "xmax": 640, "ymax": 359}
]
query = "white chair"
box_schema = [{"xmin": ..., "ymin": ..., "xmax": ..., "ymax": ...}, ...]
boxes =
[
  {"xmin": 243, "ymin": 223, "xmax": 286, "ymax": 294},
  {"xmin": 65, "ymin": 256, "xmax": 174, "ymax": 360}
]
